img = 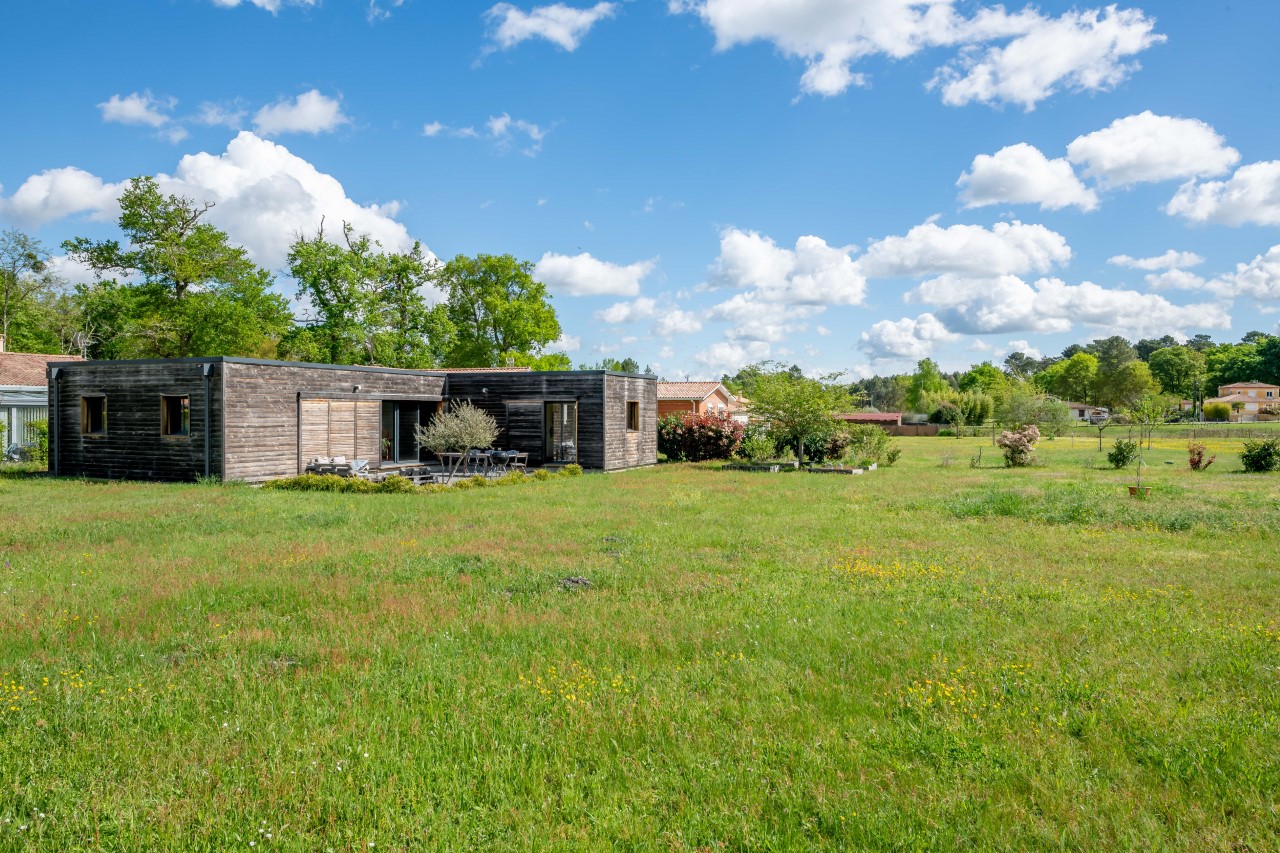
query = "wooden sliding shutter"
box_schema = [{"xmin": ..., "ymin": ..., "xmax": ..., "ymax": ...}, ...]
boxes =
[{"xmin": 299, "ymin": 398, "xmax": 381, "ymax": 462}]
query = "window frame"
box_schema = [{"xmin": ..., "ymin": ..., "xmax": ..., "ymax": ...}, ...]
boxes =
[
  {"xmin": 161, "ymin": 394, "xmax": 191, "ymax": 438},
  {"xmin": 80, "ymin": 395, "xmax": 107, "ymax": 436},
  {"xmin": 626, "ymin": 400, "xmax": 641, "ymax": 432}
]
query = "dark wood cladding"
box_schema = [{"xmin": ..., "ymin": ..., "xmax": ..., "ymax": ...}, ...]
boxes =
[
  {"xmin": 222, "ymin": 361, "xmax": 444, "ymax": 483},
  {"xmin": 49, "ymin": 360, "xmax": 223, "ymax": 482},
  {"xmin": 445, "ymin": 371, "xmax": 657, "ymax": 471},
  {"xmin": 48, "ymin": 359, "xmax": 652, "ymax": 483}
]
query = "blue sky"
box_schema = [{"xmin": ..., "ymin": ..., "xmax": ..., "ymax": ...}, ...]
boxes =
[{"xmin": 3, "ymin": 0, "xmax": 1279, "ymax": 378}]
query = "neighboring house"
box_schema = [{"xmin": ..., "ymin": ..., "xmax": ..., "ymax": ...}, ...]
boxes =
[
  {"xmin": 656, "ymin": 382, "xmax": 736, "ymax": 419},
  {"xmin": 1204, "ymin": 381, "xmax": 1280, "ymax": 422},
  {"xmin": 47, "ymin": 357, "xmax": 656, "ymax": 482},
  {"xmin": 0, "ymin": 348, "xmax": 84, "ymax": 448},
  {"xmin": 1059, "ymin": 401, "xmax": 1109, "ymax": 422}
]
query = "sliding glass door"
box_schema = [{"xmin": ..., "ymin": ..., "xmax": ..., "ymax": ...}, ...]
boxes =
[
  {"xmin": 381, "ymin": 401, "xmax": 424, "ymax": 464},
  {"xmin": 544, "ymin": 402, "xmax": 577, "ymax": 463}
]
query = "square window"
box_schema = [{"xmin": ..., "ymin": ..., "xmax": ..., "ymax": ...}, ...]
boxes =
[
  {"xmin": 626, "ymin": 400, "xmax": 640, "ymax": 432},
  {"xmin": 162, "ymin": 395, "xmax": 190, "ymax": 437},
  {"xmin": 81, "ymin": 396, "xmax": 107, "ymax": 435}
]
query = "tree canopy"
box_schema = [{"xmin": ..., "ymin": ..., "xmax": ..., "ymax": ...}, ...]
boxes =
[
  {"xmin": 437, "ymin": 253, "xmax": 562, "ymax": 368},
  {"xmin": 63, "ymin": 177, "xmax": 291, "ymax": 359},
  {"xmin": 747, "ymin": 365, "xmax": 850, "ymax": 465}
]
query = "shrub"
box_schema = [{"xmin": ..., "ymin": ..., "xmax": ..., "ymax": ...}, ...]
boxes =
[
  {"xmin": 844, "ymin": 423, "xmax": 898, "ymax": 466},
  {"xmin": 376, "ymin": 475, "xmax": 417, "ymax": 493},
  {"xmin": 738, "ymin": 432, "xmax": 777, "ymax": 463},
  {"xmin": 1187, "ymin": 441, "xmax": 1215, "ymax": 471},
  {"xmin": 1107, "ymin": 439, "xmax": 1139, "ymax": 469},
  {"xmin": 532, "ymin": 468, "xmax": 553, "ymax": 481},
  {"xmin": 26, "ymin": 419, "xmax": 49, "ymax": 464},
  {"xmin": 562, "ymin": 463, "xmax": 583, "ymax": 477},
  {"xmin": 996, "ymin": 424, "xmax": 1040, "ymax": 467},
  {"xmin": 657, "ymin": 411, "xmax": 744, "ymax": 462},
  {"xmin": 1203, "ymin": 402, "xmax": 1231, "ymax": 421},
  {"xmin": 928, "ymin": 401, "xmax": 962, "ymax": 425},
  {"xmin": 1240, "ymin": 438, "xmax": 1280, "ymax": 473},
  {"xmin": 937, "ymin": 428, "xmax": 955, "ymax": 437}
]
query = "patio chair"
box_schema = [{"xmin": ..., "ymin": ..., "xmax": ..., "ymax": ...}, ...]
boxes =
[{"xmin": 509, "ymin": 452, "xmax": 528, "ymax": 472}]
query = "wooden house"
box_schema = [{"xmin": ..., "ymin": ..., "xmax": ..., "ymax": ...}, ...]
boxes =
[{"xmin": 46, "ymin": 357, "xmax": 657, "ymax": 482}]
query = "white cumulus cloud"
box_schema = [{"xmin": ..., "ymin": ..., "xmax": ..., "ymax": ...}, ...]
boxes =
[
  {"xmin": 652, "ymin": 308, "xmax": 704, "ymax": 337},
  {"xmin": 693, "ymin": 340, "xmax": 771, "ymax": 375},
  {"xmin": 709, "ymin": 293, "xmax": 822, "ymax": 342},
  {"xmin": 710, "ymin": 228, "xmax": 865, "ymax": 305},
  {"xmin": 534, "ymin": 252, "xmax": 655, "ymax": 296},
  {"xmin": 1207, "ymin": 245, "xmax": 1280, "ymax": 300},
  {"xmin": 0, "ymin": 167, "xmax": 124, "ymax": 229},
  {"xmin": 1166, "ymin": 161, "xmax": 1280, "ymax": 227},
  {"xmin": 858, "ymin": 220, "xmax": 1071, "ymax": 279},
  {"xmin": 253, "ymin": 90, "xmax": 349, "ymax": 136},
  {"xmin": 485, "ymin": 2, "xmax": 618, "ymax": 52},
  {"xmin": 859, "ymin": 313, "xmax": 959, "ymax": 361},
  {"xmin": 99, "ymin": 92, "xmax": 176, "ymax": 128},
  {"xmin": 1108, "ymin": 249, "xmax": 1205, "ymax": 271},
  {"xmin": 906, "ymin": 273, "xmax": 1230, "ymax": 339},
  {"xmin": 958, "ymin": 143, "xmax": 1097, "ymax": 211},
  {"xmin": 1067, "ymin": 111, "xmax": 1239, "ymax": 186},
  {"xmin": 595, "ymin": 297, "xmax": 657, "ymax": 324},
  {"xmin": 674, "ymin": 1, "xmax": 1161, "ymax": 108},
  {"xmin": 0, "ymin": 132, "xmax": 416, "ymax": 272},
  {"xmin": 932, "ymin": 7, "xmax": 1163, "ymax": 109}
]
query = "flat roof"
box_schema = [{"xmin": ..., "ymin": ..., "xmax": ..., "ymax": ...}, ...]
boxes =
[{"xmin": 46, "ymin": 356, "xmax": 656, "ymax": 380}]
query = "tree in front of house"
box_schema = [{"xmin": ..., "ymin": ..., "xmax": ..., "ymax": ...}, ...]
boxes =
[
  {"xmin": 1147, "ymin": 346, "xmax": 1207, "ymax": 401},
  {"xmin": 285, "ymin": 223, "xmax": 452, "ymax": 369},
  {"xmin": 1035, "ymin": 351, "xmax": 1098, "ymax": 404},
  {"xmin": 437, "ymin": 253, "xmax": 562, "ymax": 368},
  {"xmin": 747, "ymin": 365, "xmax": 849, "ymax": 466},
  {"xmin": 64, "ymin": 177, "xmax": 292, "ymax": 359},
  {"xmin": 1095, "ymin": 360, "xmax": 1159, "ymax": 409}
]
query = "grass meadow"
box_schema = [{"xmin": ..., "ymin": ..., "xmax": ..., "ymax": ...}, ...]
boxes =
[{"xmin": 1, "ymin": 431, "xmax": 1278, "ymax": 850}]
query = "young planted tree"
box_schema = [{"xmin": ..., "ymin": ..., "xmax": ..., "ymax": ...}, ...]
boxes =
[
  {"xmin": 747, "ymin": 365, "xmax": 849, "ymax": 466},
  {"xmin": 414, "ymin": 402, "xmax": 499, "ymax": 478},
  {"xmin": 64, "ymin": 177, "xmax": 291, "ymax": 358}
]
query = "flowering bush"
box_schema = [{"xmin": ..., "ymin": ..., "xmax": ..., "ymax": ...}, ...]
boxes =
[
  {"xmin": 996, "ymin": 424, "xmax": 1040, "ymax": 467},
  {"xmin": 658, "ymin": 411, "xmax": 744, "ymax": 462},
  {"xmin": 1187, "ymin": 441, "xmax": 1215, "ymax": 471}
]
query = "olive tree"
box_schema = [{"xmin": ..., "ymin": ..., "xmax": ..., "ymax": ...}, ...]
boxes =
[{"xmin": 414, "ymin": 401, "xmax": 499, "ymax": 477}]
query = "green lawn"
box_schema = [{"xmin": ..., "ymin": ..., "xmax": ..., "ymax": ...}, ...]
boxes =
[{"xmin": 1, "ymin": 437, "xmax": 1278, "ymax": 850}]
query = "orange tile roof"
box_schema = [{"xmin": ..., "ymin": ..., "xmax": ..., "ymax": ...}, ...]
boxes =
[
  {"xmin": 0, "ymin": 352, "xmax": 84, "ymax": 387},
  {"xmin": 656, "ymin": 381, "xmax": 726, "ymax": 401},
  {"xmin": 1220, "ymin": 381, "xmax": 1278, "ymax": 389}
]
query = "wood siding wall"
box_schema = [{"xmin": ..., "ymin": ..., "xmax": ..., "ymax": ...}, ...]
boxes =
[
  {"xmin": 603, "ymin": 374, "xmax": 659, "ymax": 470},
  {"xmin": 50, "ymin": 361, "xmax": 223, "ymax": 482},
  {"xmin": 222, "ymin": 362, "xmax": 444, "ymax": 483},
  {"xmin": 445, "ymin": 372, "xmax": 656, "ymax": 470}
]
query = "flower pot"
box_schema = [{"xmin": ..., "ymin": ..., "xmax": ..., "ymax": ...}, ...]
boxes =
[{"xmin": 1128, "ymin": 486, "xmax": 1152, "ymax": 498}]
